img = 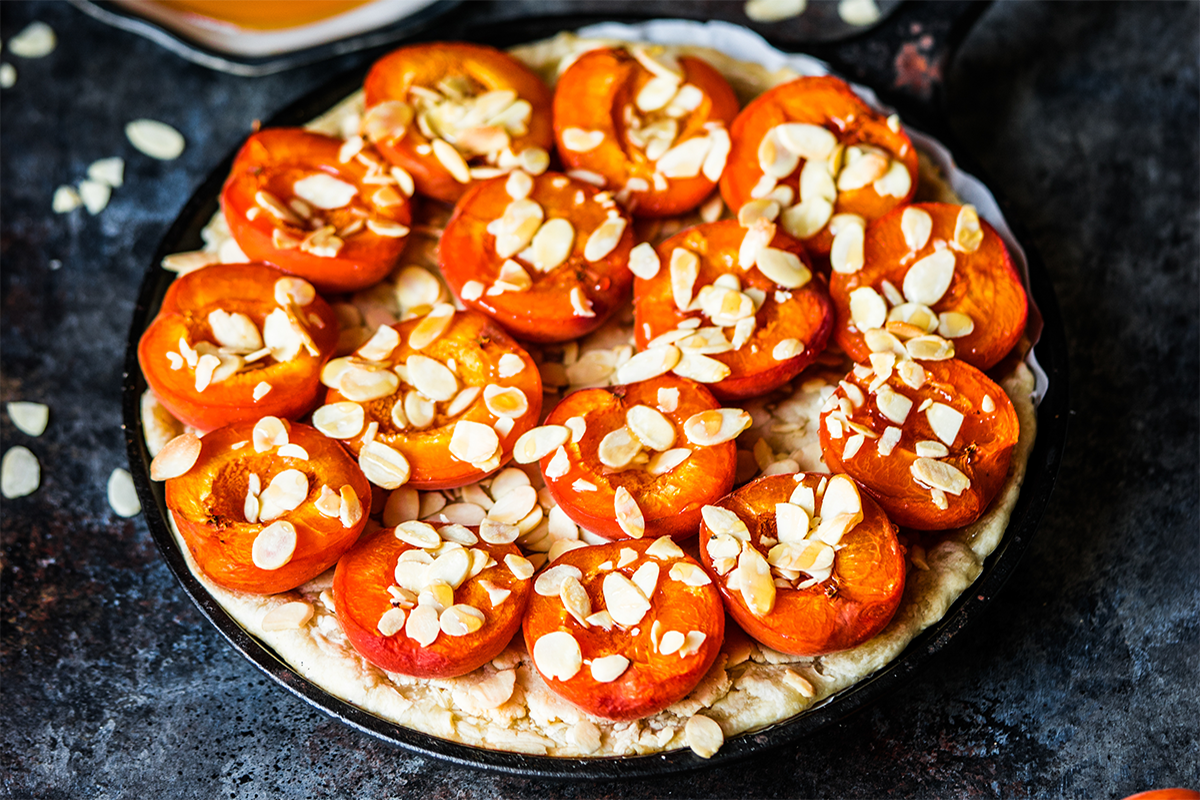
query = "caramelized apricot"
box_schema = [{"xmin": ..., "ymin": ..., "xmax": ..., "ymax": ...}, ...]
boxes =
[
  {"xmin": 538, "ymin": 375, "xmax": 740, "ymax": 542},
  {"xmin": 720, "ymin": 76, "xmax": 917, "ymax": 256},
  {"xmin": 633, "ymin": 219, "xmax": 834, "ymax": 401},
  {"xmin": 819, "ymin": 357, "xmax": 1019, "ymax": 530},
  {"xmin": 334, "ymin": 521, "xmax": 532, "ymax": 678},
  {"xmin": 138, "ymin": 263, "xmax": 339, "ymax": 432},
  {"xmin": 698, "ymin": 472, "xmax": 905, "ymax": 656},
  {"xmin": 553, "ymin": 47, "xmax": 739, "ymax": 217},
  {"xmin": 363, "ymin": 42, "xmax": 554, "ymax": 204},
  {"xmin": 439, "ymin": 171, "xmax": 635, "ymax": 343},
  {"xmin": 522, "ymin": 537, "xmax": 725, "ymax": 720},
  {"xmin": 165, "ymin": 417, "xmax": 370, "ymax": 594},
  {"xmin": 222, "ymin": 128, "xmax": 412, "ymax": 293},
  {"xmin": 830, "ymin": 202, "xmax": 1028, "ymax": 370},
  {"xmin": 318, "ymin": 308, "xmax": 541, "ymax": 491}
]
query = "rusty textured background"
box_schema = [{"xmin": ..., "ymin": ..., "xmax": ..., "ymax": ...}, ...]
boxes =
[{"xmin": 2, "ymin": 1, "xmax": 1197, "ymax": 797}]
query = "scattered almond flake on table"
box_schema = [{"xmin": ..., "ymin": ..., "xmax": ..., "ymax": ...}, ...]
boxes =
[
  {"xmin": 77, "ymin": 180, "xmax": 111, "ymax": 215},
  {"xmin": 52, "ymin": 185, "xmax": 80, "ymax": 213},
  {"xmin": 0, "ymin": 63, "xmax": 15, "ymax": 89},
  {"xmin": 838, "ymin": 0, "xmax": 881, "ymax": 26},
  {"xmin": 125, "ymin": 119, "xmax": 185, "ymax": 161},
  {"xmin": 6, "ymin": 402, "xmax": 48, "ymax": 436},
  {"xmin": 1, "ymin": 446, "xmax": 40, "ymax": 499},
  {"xmin": 87, "ymin": 157, "xmax": 125, "ymax": 188},
  {"xmin": 107, "ymin": 468, "xmax": 141, "ymax": 518},
  {"xmin": 8, "ymin": 22, "xmax": 56, "ymax": 59},
  {"xmin": 744, "ymin": 0, "xmax": 807, "ymax": 23}
]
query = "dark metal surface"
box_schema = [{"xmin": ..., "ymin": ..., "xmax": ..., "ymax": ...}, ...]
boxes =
[
  {"xmin": 118, "ymin": 7, "xmax": 1069, "ymax": 780},
  {"xmin": 3, "ymin": 1, "xmax": 1197, "ymax": 797}
]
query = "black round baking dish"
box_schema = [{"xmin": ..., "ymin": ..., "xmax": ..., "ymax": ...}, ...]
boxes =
[{"xmin": 122, "ymin": 5, "xmax": 1068, "ymax": 780}]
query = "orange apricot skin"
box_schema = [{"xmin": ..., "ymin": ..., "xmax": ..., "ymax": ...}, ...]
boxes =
[
  {"xmin": 819, "ymin": 358, "xmax": 1019, "ymax": 530},
  {"xmin": 166, "ymin": 419, "xmax": 371, "ymax": 594},
  {"xmin": 720, "ymin": 76, "xmax": 917, "ymax": 255},
  {"xmin": 553, "ymin": 48, "xmax": 740, "ymax": 218},
  {"xmin": 221, "ymin": 128, "xmax": 411, "ymax": 293},
  {"xmin": 138, "ymin": 262, "xmax": 339, "ymax": 432},
  {"xmin": 830, "ymin": 202, "xmax": 1028, "ymax": 370},
  {"xmin": 363, "ymin": 42, "xmax": 554, "ymax": 204},
  {"xmin": 521, "ymin": 538, "xmax": 725, "ymax": 720},
  {"xmin": 325, "ymin": 310, "xmax": 542, "ymax": 491},
  {"xmin": 699, "ymin": 473, "xmax": 905, "ymax": 656},
  {"xmin": 633, "ymin": 219, "xmax": 835, "ymax": 402},
  {"xmin": 334, "ymin": 525, "xmax": 530, "ymax": 679},
  {"xmin": 539, "ymin": 375, "xmax": 736, "ymax": 541},
  {"xmin": 439, "ymin": 172, "xmax": 635, "ymax": 343}
]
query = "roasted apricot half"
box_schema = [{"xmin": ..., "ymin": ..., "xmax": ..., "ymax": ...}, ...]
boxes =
[
  {"xmin": 316, "ymin": 308, "xmax": 541, "ymax": 492},
  {"xmin": 158, "ymin": 416, "xmax": 370, "ymax": 594},
  {"xmin": 529, "ymin": 374, "xmax": 743, "ymax": 542},
  {"xmin": 138, "ymin": 263, "xmax": 339, "ymax": 432},
  {"xmin": 720, "ymin": 76, "xmax": 917, "ymax": 256},
  {"xmin": 632, "ymin": 219, "xmax": 834, "ymax": 402},
  {"xmin": 439, "ymin": 171, "xmax": 635, "ymax": 343},
  {"xmin": 222, "ymin": 128, "xmax": 412, "ymax": 293},
  {"xmin": 819, "ymin": 357, "xmax": 1019, "ymax": 530},
  {"xmin": 553, "ymin": 46, "xmax": 739, "ymax": 218},
  {"xmin": 363, "ymin": 41, "xmax": 555, "ymax": 204},
  {"xmin": 522, "ymin": 537, "xmax": 725, "ymax": 720},
  {"xmin": 698, "ymin": 472, "xmax": 905, "ymax": 656},
  {"xmin": 333, "ymin": 520, "xmax": 533, "ymax": 679},
  {"xmin": 830, "ymin": 202, "xmax": 1028, "ymax": 371}
]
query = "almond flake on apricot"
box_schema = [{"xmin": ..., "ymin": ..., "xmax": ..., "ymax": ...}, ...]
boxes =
[
  {"xmin": 584, "ymin": 216, "xmax": 626, "ymax": 262},
  {"xmin": 849, "ymin": 286, "xmax": 887, "ymax": 330},
  {"xmin": 449, "ymin": 420, "xmax": 499, "ymax": 465},
  {"xmin": 903, "ymin": 249, "xmax": 956, "ymax": 306},
  {"xmin": 953, "ymin": 205, "xmax": 984, "ymax": 252},
  {"xmin": 906, "ymin": 334, "xmax": 955, "ymax": 361},
  {"xmin": 911, "ymin": 457, "xmax": 971, "ymax": 495},
  {"xmin": 756, "ymin": 247, "xmax": 811, "ymax": 289},
  {"xmin": 252, "ymin": 521, "xmax": 297, "ymax": 570},
  {"xmin": 901, "ymin": 207, "xmax": 933, "ymax": 252},
  {"xmin": 615, "ymin": 345, "xmax": 680, "ymax": 385},
  {"xmin": 926, "ymin": 402, "xmax": 964, "ymax": 446},
  {"xmin": 737, "ymin": 544, "xmax": 776, "ymax": 617},
  {"xmin": 684, "ymin": 408, "xmax": 751, "ymax": 446},
  {"xmin": 376, "ymin": 607, "xmax": 407, "ymax": 637},
  {"xmin": 533, "ymin": 630, "xmax": 582, "ymax": 681},
  {"xmin": 669, "ymin": 562, "xmax": 711, "ymax": 587},
  {"xmin": 359, "ymin": 440, "xmax": 411, "ymax": 489},
  {"xmin": 602, "ymin": 571, "xmax": 651, "ymax": 627},
  {"xmin": 513, "ymin": 425, "xmax": 570, "ymax": 464},
  {"xmin": 701, "ymin": 505, "xmax": 750, "ymax": 541},
  {"xmin": 782, "ymin": 196, "xmax": 834, "ymax": 240},
  {"xmin": 615, "ymin": 487, "xmax": 645, "ymax": 539},
  {"xmin": 626, "ymin": 405, "xmax": 675, "ymax": 452},
  {"xmin": 873, "ymin": 160, "xmax": 912, "ymax": 197}
]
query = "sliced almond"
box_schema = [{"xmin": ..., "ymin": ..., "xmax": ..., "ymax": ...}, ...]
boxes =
[
  {"xmin": 798, "ymin": 157, "xmax": 837, "ymax": 204},
  {"xmin": 449, "ymin": 420, "xmax": 500, "ymax": 465},
  {"xmin": 615, "ymin": 345, "xmax": 680, "ymax": 384},
  {"xmin": 149, "ymin": 432, "xmax": 201, "ymax": 480},
  {"xmin": 261, "ymin": 601, "xmax": 314, "ymax": 633},
  {"xmin": 252, "ymin": 521, "xmax": 296, "ymax": 570},
  {"xmin": 406, "ymin": 354, "xmax": 458, "ymax": 402},
  {"xmin": 953, "ymin": 205, "xmax": 985, "ymax": 252},
  {"xmin": 405, "ymin": 604, "xmax": 440, "ymax": 647},
  {"xmin": 589, "ymin": 654, "xmax": 629, "ymax": 683},
  {"xmin": 683, "ymin": 408, "xmax": 751, "ymax": 446},
  {"xmin": 362, "ymin": 100, "xmax": 413, "ymax": 143},
  {"xmin": 903, "ymin": 249, "xmax": 956, "ymax": 306},
  {"xmin": 780, "ymin": 196, "xmax": 833, "ymax": 240},
  {"xmin": 125, "ymin": 118, "xmax": 185, "ymax": 161},
  {"xmin": 911, "ymin": 457, "xmax": 971, "ymax": 495},
  {"xmin": 874, "ymin": 160, "xmax": 913, "ymax": 198},
  {"xmin": 656, "ymin": 136, "xmax": 711, "ymax": 179},
  {"xmin": 938, "ymin": 311, "xmax": 975, "ymax": 339},
  {"xmin": 628, "ymin": 242, "xmax": 661, "ymax": 280},
  {"xmin": 736, "ymin": 545, "xmax": 776, "ymax": 617},
  {"xmin": 926, "ymin": 402, "xmax": 964, "ymax": 446},
  {"xmin": 431, "ymin": 138, "xmax": 470, "ymax": 183},
  {"xmin": 559, "ymin": 574, "xmax": 592, "ymax": 625},
  {"xmin": 756, "ymin": 247, "xmax": 811, "ymax": 288},
  {"xmin": 776, "ymin": 123, "xmax": 838, "ymax": 160},
  {"xmin": 602, "ymin": 571, "xmax": 651, "ymax": 626},
  {"xmin": 533, "ymin": 630, "xmax": 582, "ymax": 681},
  {"xmin": 758, "ymin": 128, "xmax": 799, "ymax": 178},
  {"xmin": 530, "ymin": 218, "xmax": 575, "ymax": 272},
  {"xmin": 359, "ymin": 441, "xmax": 411, "ymax": 489},
  {"xmin": 875, "ymin": 384, "xmax": 914, "ymax": 425},
  {"xmin": 672, "ymin": 351, "xmax": 730, "ymax": 384},
  {"xmin": 837, "ymin": 150, "xmax": 889, "ymax": 191},
  {"xmin": 598, "ymin": 426, "xmax": 641, "ymax": 469},
  {"xmin": 569, "ymin": 286, "xmax": 595, "ymax": 318},
  {"xmin": 513, "ymin": 425, "xmax": 570, "ymax": 464},
  {"xmin": 701, "ymin": 505, "xmax": 750, "ymax": 540},
  {"xmin": 669, "ymin": 247, "xmax": 700, "ymax": 311},
  {"xmin": 849, "ymin": 286, "xmax": 887, "ymax": 331},
  {"xmin": 584, "ymin": 216, "xmax": 626, "ymax": 262},
  {"xmin": 647, "ymin": 447, "xmax": 691, "ymax": 476},
  {"xmin": 901, "ymin": 206, "xmax": 933, "ymax": 252},
  {"xmin": 772, "ymin": 338, "xmax": 803, "ymax": 361},
  {"xmin": 626, "ymin": 405, "xmax": 675, "ymax": 452},
  {"xmin": 614, "ymin": 486, "xmax": 645, "ymax": 539},
  {"xmin": 906, "ymin": 334, "xmax": 956, "ymax": 361}
]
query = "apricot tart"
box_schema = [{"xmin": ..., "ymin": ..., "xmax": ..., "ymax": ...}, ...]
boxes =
[{"xmin": 139, "ymin": 29, "xmax": 1040, "ymax": 763}]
